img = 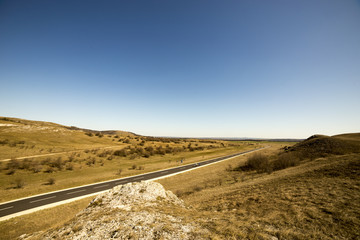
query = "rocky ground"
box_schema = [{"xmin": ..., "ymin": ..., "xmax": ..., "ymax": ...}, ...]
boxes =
[{"xmin": 21, "ymin": 181, "xmax": 208, "ymax": 240}]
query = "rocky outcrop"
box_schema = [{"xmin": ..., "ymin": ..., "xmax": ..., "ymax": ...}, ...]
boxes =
[{"xmin": 23, "ymin": 181, "xmax": 207, "ymax": 239}]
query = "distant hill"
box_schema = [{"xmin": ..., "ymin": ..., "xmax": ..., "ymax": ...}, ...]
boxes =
[
  {"xmin": 285, "ymin": 133, "xmax": 360, "ymax": 159},
  {"xmin": 0, "ymin": 117, "xmax": 135, "ymax": 159},
  {"xmin": 0, "ymin": 117, "xmax": 135, "ymax": 137}
]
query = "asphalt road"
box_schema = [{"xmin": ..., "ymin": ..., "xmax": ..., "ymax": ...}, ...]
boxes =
[{"xmin": 0, "ymin": 148, "xmax": 264, "ymax": 218}]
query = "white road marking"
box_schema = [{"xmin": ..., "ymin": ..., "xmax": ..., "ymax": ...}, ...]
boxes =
[
  {"xmin": 0, "ymin": 190, "xmax": 109, "ymax": 222},
  {"xmin": 30, "ymin": 196, "xmax": 56, "ymax": 203},
  {"xmin": 1, "ymin": 148, "xmax": 265, "ymax": 206},
  {"xmin": 133, "ymin": 176, "xmax": 144, "ymax": 180},
  {"xmin": 0, "ymin": 206, "xmax": 14, "ymax": 211},
  {"xmin": 0, "ymin": 147, "xmax": 269, "ymax": 222},
  {"xmin": 66, "ymin": 189, "xmax": 86, "ymax": 195},
  {"xmin": 93, "ymin": 184, "xmax": 109, "ymax": 189}
]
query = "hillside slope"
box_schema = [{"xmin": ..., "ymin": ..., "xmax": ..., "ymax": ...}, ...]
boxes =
[
  {"xmin": 156, "ymin": 135, "xmax": 360, "ymax": 239},
  {"xmin": 0, "ymin": 117, "xmax": 134, "ymax": 159},
  {"xmin": 285, "ymin": 133, "xmax": 360, "ymax": 159}
]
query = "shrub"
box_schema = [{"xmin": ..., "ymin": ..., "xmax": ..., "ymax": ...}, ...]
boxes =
[
  {"xmin": 97, "ymin": 151, "xmax": 107, "ymax": 157},
  {"xmin": 95, "ymin": 133, "xmax": 103, "ymax": 138},
  {"xmin": 225, "ymin": 164, "xmax": 233, "ymax": 172},
  {"xmin": 14, "ymin": 178, "xmax": 24, "ymax": 188},
  {"xmin": 113, "ymin": 149, "xmax": 127, "ymax": 157},
  {"xmin": 19, "ymin": 158, "xmax": 32, "ymax": 170},
  {"xmin": 65, "ymin": 163, "xmax": 74, "ymax": 171},
  {"xmin": 43, "ymin": 166, "xmax": 54, "ymax": 173},
  {"xmin": 31, "ymin": 163, "xmax": 42, "ymax": 173},
  {"xmin": 6, "ymin": 169, "xmax": 15, "ymax": 175},
  {"xmin": 85, "ymin": 132, "xmax": 93, "ymax": 137},
  {"xmin": 116, "ymin": 168, "xmax": 123, "ymax": 176},
  {"xmin": 156, "ymin": 146, "xmax": 165, "ymax": 155},
  {"xmin": 238, "ymin": 153, "xmax": 271, "ymax": 173},
  {"xmin": 46, "ymin": 178, "xmax": 55, "ymax": 185},
  {"xmin": 0, "ymin": 139, "xmax": 9, "ymax": 145},
  {"xmin": 52, "ymin": 157, "xmax": 63, "ymax": 170},
  {"xmin": 6, "ymin": 159, "xmax": 20, "ymax": 170},
  {"xmin": 86, "ymin": 158, "xmax": 96, "ymax": 166},
  {"xmin": 145, "ymin": 146, "xmax": 154, "ymax": 155},
  {"xmin": 193, "ymin": 186, "xmax": 202, "ymax": 192},
  {"xmin": 273, "ymin": 153, "xmax": 299, "ymax": 171}
]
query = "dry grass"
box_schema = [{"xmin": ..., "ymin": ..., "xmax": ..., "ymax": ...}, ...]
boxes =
[
  {"xmin": 158, "ymin": 142, "xmax": 360, "ymax": 239},
  {"xmin": 2, "ymin": 134, "xmax": 359, "ymax": 239},
  {"xmin": 0, "ymin": 117, "xmax": 261, "ymax": 202},
  {"xmin": 0, "ymin": 143, "xmax": 286, "ymax": 239},
  {"xmin": 0, "ymin": 197, "xmax": 92, "ymax": 240},
  {"xmin": 0, "ymin": 144, "xmax": 255, "ymax": 202}
]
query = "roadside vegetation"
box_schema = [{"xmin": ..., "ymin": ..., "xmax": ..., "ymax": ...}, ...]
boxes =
[
  {"xmin": 0, "ymin": 117, "xmax": 260, "ymax": 202},
  {"xmin": 3, "ymin": 117, "xmax": 358, "ymax": 239},
  {"xmin": 2, "ymin": 134, "xmax": 359, "ymax": 239},
  {"xmin": 157, "ymin": 133, "xmax": 360, "ymax": 239}
]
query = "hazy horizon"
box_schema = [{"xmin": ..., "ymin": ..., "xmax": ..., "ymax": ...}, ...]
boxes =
[{"xmin": 1, "ymin": 1, "xmax": 359, "ymax": 139}]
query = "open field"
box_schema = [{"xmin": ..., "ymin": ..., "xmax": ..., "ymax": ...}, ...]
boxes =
[
  {"xmin": 157, "ymin": 134, "xmax": 360, "ymax": 239},
  {"xmin": 0, "ymin": 142, "xmax": 288, "ymax": 240},
  {"xmin": 3, "ymin": 116, "xmax": 358, "ymax": 239},
  {"xmin": 0, "ymin": 117, "xmax": 260, "ymax": 202}
]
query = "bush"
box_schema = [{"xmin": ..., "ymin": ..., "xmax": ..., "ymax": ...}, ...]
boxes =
[
  {"xmin": 116, "ymin": 168, "xmax": 123, "ymax": 176},
  {"xmin": 52, "ymin": 157, "xmax": 63, "ymax": 170},
  {"xmin": 31, "ymin": 163, "xmax": 42, "ymax": 173},
  {"xmin": 85, "ymin": 132, "xmax": 93, "ymax": 137},
  {"xmin": 86, "ymin": 158, "xmax": 96, "ymax": 166},
  {"xmin": 6, "ymin": 159, "xmax": 20, "ymax": 171},
  {"xmin": 46, "ymin": 178, "xmax": 56, "ymax": 185},
  {"xmin": 145, "ymin": 146, "xmax": 154, "ymax": 155},
  {"xmin": 238, "ymin": 153, "xmax": 271, "ymax": 173},
  {"xmin": 225, "ymin": 164, "xmax": 233, "ymax": 172},
  {"xmin": 0, "ymin": 139, "xmax": 9, "ymax": 145},
  {"xmin": 14, "ymin": 178, "xmax": 24, "ymax": 188},
  {"xmin": 65, "ymin": 163, "xmax": 74, "ymax": 171},
  {"xmin": 95, "ymin": 133, "xmax": 103, "ymax": 138},
  {"xmin": 273, "ymin": 153, "xmax": 299, "ymax": 171},
  {"xmin": 19, "ymin": 158, "xmax": 32, "ymax": 170},
  {"xmin": 6, "ymin": 169, "xmax": 15, "ymax": 175},
  {"xmin": 113, "ymin": 149, "xmax": 127, "ymax": 157},
  {"xmin": 43, "ymin": 166, "xmax": 54, "ymax": 173}
]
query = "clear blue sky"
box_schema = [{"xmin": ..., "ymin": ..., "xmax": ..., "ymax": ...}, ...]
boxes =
[{"xmin": 0, "ymin": 0, "xmax": 359, "ymax": 138}]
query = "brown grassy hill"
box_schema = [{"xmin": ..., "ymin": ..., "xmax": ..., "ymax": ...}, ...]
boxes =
[
  {"xmin": 0, "ymin": 117, "xmax": 134, "ymax": 159},
  {"xmin": 157, "ymin": 139, "xmax": 360, "ymax": 239},
  {"xmin": 285, "ymin": 134, "xmax": 360, "ymax": 160},
  {"xmin": 333, "ymin": 132, "xmax": 360, "ymax": 142}
]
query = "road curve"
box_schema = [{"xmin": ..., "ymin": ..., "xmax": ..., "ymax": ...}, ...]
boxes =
[{"xmin": 0, "ymin": 147, "xmax": 266, "ymax": 220}]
